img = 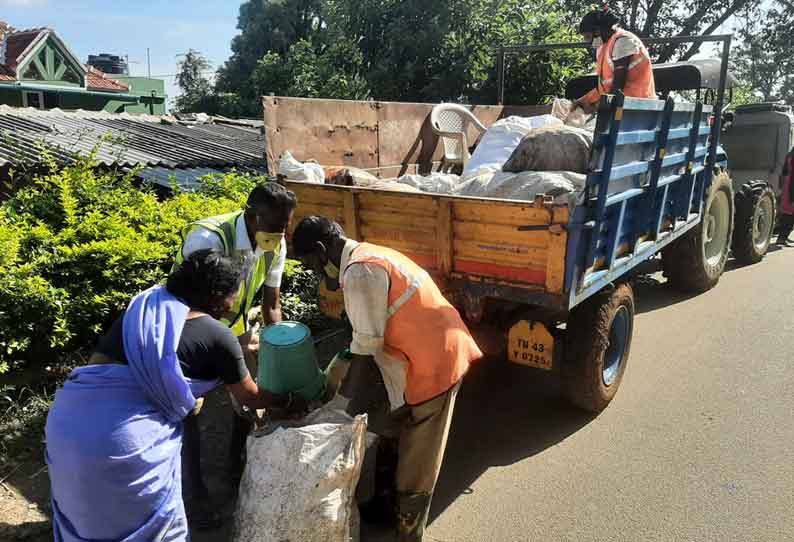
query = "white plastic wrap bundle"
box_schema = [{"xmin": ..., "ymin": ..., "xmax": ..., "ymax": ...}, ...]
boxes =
[{"xmin": 233, "ymin": 406, "xmax": 374, "ymax": 542}]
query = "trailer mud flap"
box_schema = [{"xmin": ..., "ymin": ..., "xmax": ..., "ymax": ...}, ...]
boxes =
[{"xmin": 507, "ymin": 320, "xmax": 554, "ymax": 370}]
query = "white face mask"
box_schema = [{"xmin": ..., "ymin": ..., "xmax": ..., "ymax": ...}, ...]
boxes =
[{"xmin": 591, "ymin": 36, "xmax": 603, "ymax": 49}]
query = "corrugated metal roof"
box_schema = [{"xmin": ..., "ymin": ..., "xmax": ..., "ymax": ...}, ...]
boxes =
[
  {"xmin": 0, "ymin": 107, "xmax": 266, "ymax": 173},
  {"xmin": 135, "ymin": 165, "xmax": 267, "ymax": 191}
]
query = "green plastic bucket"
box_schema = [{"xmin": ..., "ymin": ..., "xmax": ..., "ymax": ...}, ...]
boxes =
[{"xmin": 257, "ymin": 321, "xmax": 326, "ymax": 402}]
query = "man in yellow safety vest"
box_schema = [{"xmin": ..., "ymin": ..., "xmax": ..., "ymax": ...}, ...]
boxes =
[{"xmin": 176, "ymin": 182, "xmax": 297, "ymax": 526}]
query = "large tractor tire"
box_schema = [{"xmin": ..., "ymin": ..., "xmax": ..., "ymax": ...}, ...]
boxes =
[
  {"xmin": 563, "ymin": 282, "xmax": 634, "ymax": 413},
  {"xmin": 731, "ymin": 181, "xmax": 776, "ymax": 265},
  {"xmin": 662, "ymin": 170, "xmax": 735, "ymax": 293}
]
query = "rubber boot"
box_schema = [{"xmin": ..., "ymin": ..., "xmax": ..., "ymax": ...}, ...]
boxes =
[{"xmin": 397, "ymin": 492, "xmax": 432, "ymax": 542}]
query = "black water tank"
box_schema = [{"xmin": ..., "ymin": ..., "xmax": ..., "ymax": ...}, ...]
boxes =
[{"xmin": 87, "ymin": 53, "xmax": 129, "ymax": 75}]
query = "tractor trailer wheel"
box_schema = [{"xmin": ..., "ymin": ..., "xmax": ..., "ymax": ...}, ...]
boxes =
[
  {"xmin": 662, "ymin": 170, "xmax": 735, "ymax": 293},
  {"xmin": 731, "ymin": 181, "xmax": 776, "ymax": 265},
  {"xmin": 562, "ymin": 282, "xmax": 634, "ymax": 413}
]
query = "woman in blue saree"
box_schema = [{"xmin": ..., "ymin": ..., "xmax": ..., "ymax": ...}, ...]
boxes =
[{"xmin": 45, "ymin": 249, "xmax": 296, "ymax": 541}]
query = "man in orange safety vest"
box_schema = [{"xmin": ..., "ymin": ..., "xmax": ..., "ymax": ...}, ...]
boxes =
[
  {"xmin": 574, "ymin": 6, "xmax": 656, "ymax": 114},
  {"xmin": 291, "ymin": 215, "xmax": 483, "ymax": 542}
]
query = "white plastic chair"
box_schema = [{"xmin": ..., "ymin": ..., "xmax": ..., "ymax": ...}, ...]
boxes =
[{"xmin": 431, "ymin": 103, "xmax": 487, "ymax": 173}]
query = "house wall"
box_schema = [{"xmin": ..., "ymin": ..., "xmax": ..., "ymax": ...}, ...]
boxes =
[
  {"xmin": 0, "ymin": 86, "xmax": 23, "ymax": 107},
  {"xmin": 113, "ymin": 76, "xmax": 167, "ymax": 115}
]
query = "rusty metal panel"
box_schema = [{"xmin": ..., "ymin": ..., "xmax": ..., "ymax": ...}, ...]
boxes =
[
  {"xmin": 263, "ymin": 96, "xmax": 379, "ymax": 172},
  {"xmin": 264, "ymin": 97, "xmax": 554, "ymax": 174},
  {"xmin": 376, "ymin": 102, "xmax": 441, "ymax": 174}
]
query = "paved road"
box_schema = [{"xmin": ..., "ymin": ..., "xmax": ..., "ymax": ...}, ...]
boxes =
[{"xmin": 426, "ymin": 248, "xmax": 794, "ymax": 542}]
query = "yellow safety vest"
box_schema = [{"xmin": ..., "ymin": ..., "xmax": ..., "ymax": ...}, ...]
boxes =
[{"xmin": 175, "ymin": 211, "xmax": 275, "ymax": 336}]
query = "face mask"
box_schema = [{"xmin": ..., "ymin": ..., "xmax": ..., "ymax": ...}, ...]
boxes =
[
  {"xmin": 591, "ymin": 36, "xmax": 603, "ymax": 49},
  {"xmin": 255, "ymin": 231, "xmax": 284, "ymax": 252},
  {"xmin": 324, "ymin": 260, "xmax": 340, "ymax": 280}
]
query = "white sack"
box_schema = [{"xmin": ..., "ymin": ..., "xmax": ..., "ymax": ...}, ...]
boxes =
[
  {"xmin": 233, "ymin": 407, "xmax": 372, "ymax": 542},
  {"xmin": 455, "ymin": 170, "xmax": 586, "ymax": 207},
  {"xmin": 551, "ymin": 98, "xmax": 590, "ymax": 128},
  {"xmin": 503, "ymin": 125, "xmax": 593, "ymax": 174},
  {"xmin": 462, "ymin": 115, "xmax": 562, "ymax": 178},
  {"xmin": 278, "ymin": 150, "xmax": 325, "ymax": 183},
  {"xmin": 396, "ymin": 172, "xmax": 460, "ymax": 194}
]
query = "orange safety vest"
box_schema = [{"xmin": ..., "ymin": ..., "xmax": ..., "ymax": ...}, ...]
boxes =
[
  {"xmin": 344, "ymin": 243, "xmax": 483, "ymax": 405},
  {"xmin": 582, "ymin": 28, "xmax": 656, "ymax": 106}
]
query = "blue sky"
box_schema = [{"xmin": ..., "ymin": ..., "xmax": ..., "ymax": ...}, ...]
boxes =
[{"xmin": 0, "ymin": 0, "xmax": 243, "ymax": 109}]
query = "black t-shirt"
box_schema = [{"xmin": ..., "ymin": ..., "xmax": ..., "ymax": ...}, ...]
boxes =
[{"xmin": 95, "ymin": 313, "xmax": 249, "ymax": 385}]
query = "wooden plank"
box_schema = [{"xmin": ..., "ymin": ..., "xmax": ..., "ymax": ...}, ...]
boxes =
[
  {"xmin": 358, "ymin": 191, "xmax": 438, "ymax": 215},
  {"xmin": 343, "ymin": 192, "xmax": 360, "ymax": 240},
  {"xmin": 545, "ymin": 228, "xmax": 567, "ymax": 294},
  {"xmin": 294, "ymin": 203, "xmax": 344, "ymax": 220},
  {"xmin": 289, "ymin": 183, "xmax": 345, "ymax": 206},
  {"xmin": 453, "ymin": 239, "xmax": 547, "ymax": 267},
  {"xmin": 454, "ymin": 221, "xmax": 550, "ymax": 248},
  {"xmin": 360, "ymin": 224, "xmax": 437, "ymax": 251},
  {"xmin": 437, "ymin": 200, "xmax": 453, "ymax": 276},
  {"xmin": 362, "ymin": 235, "xmax": 436, "ymax": 262},
  {"xmin": 454, "ymin": 261, "xmax": 546, "ymax": 285},
  {"xmin": 359, "ymin": 209, "xmax": 436, "ymax": 230},
  {"xmin": 454, "ymin": 200, "xmax": 554, "ymax": 227}
]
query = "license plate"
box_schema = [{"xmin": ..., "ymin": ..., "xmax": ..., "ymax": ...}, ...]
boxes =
[{"xmin": 508, "ymin": 320, "xmax": 554, "ymax": 370}]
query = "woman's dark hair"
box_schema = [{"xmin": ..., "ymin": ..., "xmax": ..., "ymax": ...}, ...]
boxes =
[
  {"xmin": 291, "ymin": 216, "xmax": 345, "ymax": 257},
  {"xmin": 167, "ymin": 249, "xmax": 246, "ymax": 314}
]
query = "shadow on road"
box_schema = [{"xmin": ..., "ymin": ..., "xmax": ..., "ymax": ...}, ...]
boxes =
[
  {"xmin": 632, "ymin": 274, "xmax": 696, "ymax": 315},
  {"xmin": 428, "ymin": 357, "xmax": 595, "ymax": 525},
  {"xmin": 628, "ymin": 252, "xmax": 768, "ymax": 316}
]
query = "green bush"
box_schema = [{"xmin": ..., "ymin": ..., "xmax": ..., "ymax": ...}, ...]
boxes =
[{"xmin": 0, "ymin": 158, "xmax": 322, "ymax": 376}]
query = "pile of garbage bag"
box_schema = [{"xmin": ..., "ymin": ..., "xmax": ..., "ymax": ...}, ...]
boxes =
[{"xmin": 277, "ymin": 99, "xmax": 597, "ymax": 206}]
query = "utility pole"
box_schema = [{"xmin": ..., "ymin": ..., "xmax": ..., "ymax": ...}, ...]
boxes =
[{"xmin": 147, "ymin": 48, "xmax": 151, "ymax": 78}]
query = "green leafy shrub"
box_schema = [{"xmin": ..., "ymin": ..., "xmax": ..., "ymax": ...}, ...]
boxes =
[{"xmin": 0, "ymin": 159, "xmax": 321, "ymax": 376}]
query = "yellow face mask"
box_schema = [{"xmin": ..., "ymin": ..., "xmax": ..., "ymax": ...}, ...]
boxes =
[
  {"xmin": 255, "ymin": 231, "xmax": 284, "ymax": 253},
  {"xmin": 324, "ymin": 261, "xmax": 340, "ymax": 279}
]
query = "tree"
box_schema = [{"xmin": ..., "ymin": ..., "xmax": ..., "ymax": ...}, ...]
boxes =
[
  {"xmin": 216, "ymin": 0, "xmax": 589, "ymax": 111},
  {"xmin": 174, "ymin": 49, "xmax": 213, "ymax": 113},
  {"xmin": 215, "ymin": 0, "xmax": 325, "ymax": 111},
  {"xmin": 732, "ymin": 1, "xmax": 793, "ymax": 103},
  {"xmin": 252, "ymin": 40, "xmax": 371, "ymax": 100}
]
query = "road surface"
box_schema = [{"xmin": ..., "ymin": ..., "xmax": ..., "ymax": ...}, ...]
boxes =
[{"xmin": 425, "ymin": 248, "xmax": 794, "ymax": 542}]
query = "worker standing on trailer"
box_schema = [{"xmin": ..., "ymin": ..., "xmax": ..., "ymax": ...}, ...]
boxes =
[
  {"xmin": 175, "ymin": 182, "xmax": 297, "ymax": 527},
  {"xmin": 291, "ymin": 216, "xmax": 483, "ymax": 542},
  {"xmin": 574, "ymin": 6, "xmax": 656, "ymax": 114}
]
